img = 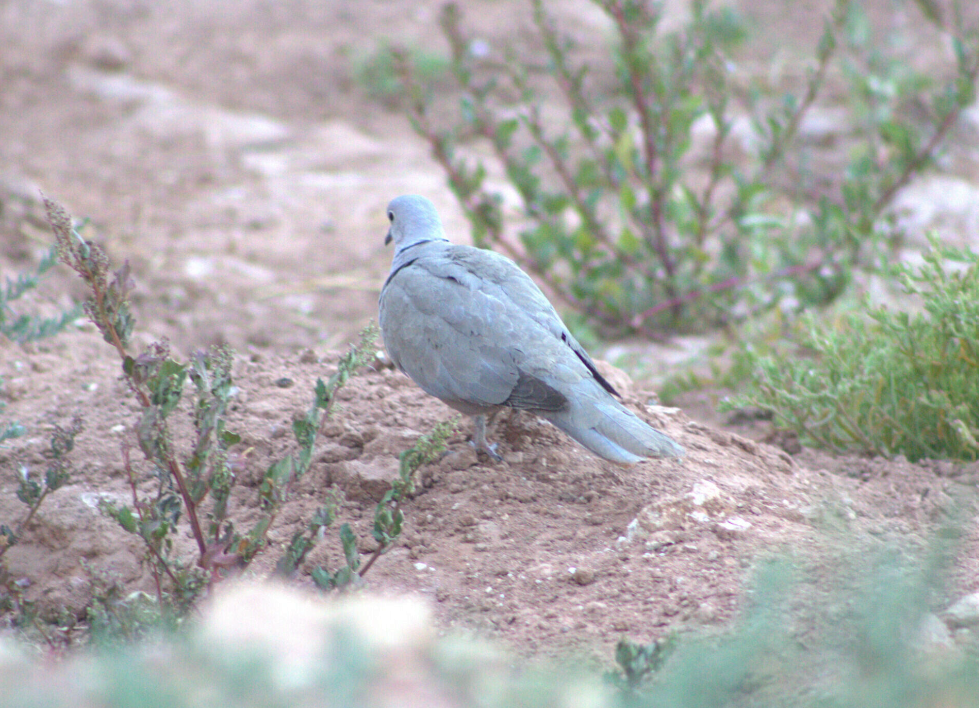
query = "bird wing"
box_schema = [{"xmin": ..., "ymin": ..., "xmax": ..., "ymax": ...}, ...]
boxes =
[
  {"xmin": 444, "ymin": 246, "xmax": 619, "ymax": 397},
  {"xmin": 379, "ymin": 242, "xmax": 569, "ymax": 413}
]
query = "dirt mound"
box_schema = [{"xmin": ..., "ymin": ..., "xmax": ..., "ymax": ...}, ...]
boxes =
[{"xmin": 3, "ymin": 330, "xmax": 975, "ymax": 658}]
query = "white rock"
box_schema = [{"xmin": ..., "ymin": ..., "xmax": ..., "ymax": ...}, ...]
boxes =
[
  {"xmin": 916, "ymin": 612, "xmax": 954, "ymax": 651},
  {"xmin": 945, "ymin": 592, "xmax": 979, "ymax": 628},
  {"xmin": 688, "ymin": 480, "xmax": 722, "ymax": 506}
]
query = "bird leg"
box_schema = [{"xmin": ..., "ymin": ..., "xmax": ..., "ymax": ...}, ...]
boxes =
[{"xmin": 471, "ymin": 414, "xmax": 503, "ymax": 462}]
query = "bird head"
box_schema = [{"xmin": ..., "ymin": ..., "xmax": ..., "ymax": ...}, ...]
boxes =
[{"xmin": 384, "ymin": 195, "xmax": 448, "ymax": 253}]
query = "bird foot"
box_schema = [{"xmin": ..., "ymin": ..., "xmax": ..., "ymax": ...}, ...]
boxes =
[
  {"xmin": 470, "ymin": 439, "xmax": 503, "ymax": 462},
  {"xmin": 471, "ymin": 414, "xmax": 504, "ymax": 463}
]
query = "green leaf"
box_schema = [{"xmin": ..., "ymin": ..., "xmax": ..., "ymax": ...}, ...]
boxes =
[
  {"xmin": 220, "ymin": 431, "xmax": 241, "ymax": 446},
  {"xmin": 608, "ymin": 106, "xmax": 628, "ymax": 133},
  {"xmin": 260, "ymin": 458, "xmax": 294, "ymax": 509},
  {"xmin": 292, "ymin": 418, "xmax": 315, "ymax": 448},
  {"xmin": 311, "ymin": 504, "xmax": 336, "ymax": 529},
  {"xmin": 911, "ymin": 0, "xmax": 942, "ymax": 25},
  {"xmin": 333, "ymin": 566, "xmax": 354, "ymax": 589},
  {"xmin": 314, "ymin": 378, "xmax": 330, "ymax": 408},
  {"xmin": 497, "ymin": 117, "xmax": 519, "ymax": 147},
  {"xmin": 16, "ymin": 470, "xmax": 41, "ymax": 506},
  {"xmin": 311, "ymin": 566, "xmax": 336, "ymax": 590},
  {"xmin": 388, "ymin": 508, "xmax": 403, "ymax": 541},
  {"xmin": 738, "ymin": 214, "xmax": 785, "ymax": 231},
  {"xmin": 340, "ymin": 523, "xmax": 360, "ymax": 571},
  {"xmin": 117, "ymin": 506, "xmax": 137, "ymax": 534},
  {"xmin": 248, "ymin": 517, "xmax": 271, "ymax": 545},
  {"xmin": 619, "ymin": 183, "xmax": 637, "ymax": 214},
  {"xmin": 44, "ymin": 466, "xmax": 69, "ymax": 492},
  {"xmin": 0, "ymin": 422, "xmax": 26, "ymax": 443}
]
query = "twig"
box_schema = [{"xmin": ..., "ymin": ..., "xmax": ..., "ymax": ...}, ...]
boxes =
[
  {"xmin": 872, "ymin": 50, "xmax": 979, "ymax": 213},
  {"xmin": 121, "ymin": 442, "xmax": 175, "ymax": 602},
  {"xmin": 520, "ymin": 104, "xmax": 659, "ymax": 283},
  {"xmin": 635, "ymin": 254, "xmax": 827, "ymax": 325},
  {"xmin": 400, "ymin": 56, "xmax": 611, "ymax": 319},
  {"xmin": 6, "ymin": 488, "xmax": 51, "ymax": 555},
  {"xmin": 606, "ymin": 1, "xmax": 678, "ymax": 299},
  {"xmin": 532, "ymin": 0, "xmax": 620, "ymax": 188}
]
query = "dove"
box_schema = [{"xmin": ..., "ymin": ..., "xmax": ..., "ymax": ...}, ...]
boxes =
[{"xmin": 378, "ymin": 194, "xmax": 685, "ymax": 465}]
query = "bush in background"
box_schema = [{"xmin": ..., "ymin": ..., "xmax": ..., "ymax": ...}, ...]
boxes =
[
  {"xmin": 397, "ymin": 0, "xmax": 979, "ymax": 338},
  {"xmin": 727, "ymin": 236, "xmax": 979, "ymax": 461}
]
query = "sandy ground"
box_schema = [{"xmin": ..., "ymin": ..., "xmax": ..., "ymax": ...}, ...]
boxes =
[{"xmin": 2, "ymin": 0, "xmax": 979, "ymax": 663}]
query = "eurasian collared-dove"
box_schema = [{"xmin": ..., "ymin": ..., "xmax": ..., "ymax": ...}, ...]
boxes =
[{"xmin": 378, "ymin": 194, "xmax": 684, "ymax": 466}]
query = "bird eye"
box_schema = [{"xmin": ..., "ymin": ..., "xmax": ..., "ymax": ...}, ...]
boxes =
[{"xmin": 387, "ymin": 211, "xmax": 394, "ymax": 222}]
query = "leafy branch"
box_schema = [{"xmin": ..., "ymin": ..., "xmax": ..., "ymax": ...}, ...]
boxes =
[
  {"xmin": 1, "ymin": 244, "xmax": 82, "ymax": 343},
  {"xmin": 0, "ymin": 416, "xmax": 82, "ymax": 563}
]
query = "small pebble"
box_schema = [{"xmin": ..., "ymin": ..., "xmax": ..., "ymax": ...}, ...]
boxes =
[{"xmin": 572, "ymin": 568, "xmax": 596, "ymax": 586}]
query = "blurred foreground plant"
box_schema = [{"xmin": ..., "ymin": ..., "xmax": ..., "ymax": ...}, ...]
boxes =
[
  {"xmin": 727, "ymin": 236, "xmax": 979, "ymax": 461},
  {"xmin": 611, "ymin": 538, "xmax": 979, "ymax": 707},
  {"xmin": 398, "ymin": 0, "xmax": 979, "ymax": 337},
  {"xmin": 5, "ymin": 530, "xmax": 978, "ymax": 707}
]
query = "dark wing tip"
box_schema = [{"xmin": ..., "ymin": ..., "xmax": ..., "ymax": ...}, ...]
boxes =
[
  {"xmin": 560, "ymin": 331, "xmax": 619, "ymax": 397},
  {"xmin": 506, "ymin": 370, "xmax": 567, "ymax": 411},
  {"xmin": 588, "ymin": 362, "xmax": 619, "ymax": 397}
]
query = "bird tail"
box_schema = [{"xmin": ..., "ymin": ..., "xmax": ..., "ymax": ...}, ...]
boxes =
[{"xmin": 543, "ymin": 382, "xmax": 685, "ymax": 466}]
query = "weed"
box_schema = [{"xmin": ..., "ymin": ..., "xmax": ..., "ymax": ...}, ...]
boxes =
[
  {"xmin": 0, "ymin": 411, "xmax": 26, "ymax": 447},
  {"xmin": 40, "ymin": 196, "xmax": 432, "ymax": 629},
  {"xmin": 0, "ymin": 234, "xmax": 87, "ymax": 643},
  {"xmin": 1, "ymin": 243, "xmax": 82, "ymax": 343},
  {"xmin": 1, "ymin": 242, "xmax": 83, "ymax": 444},
  {"xmin": 0, "ymin": 416, "xmax": 83, "ymax": 646},
  {"xmin": 0, "ymin": 415, "xmax": 82, "ymax": 560},
  {"xmin": 84, "ymin": 564, "xmax": 170, "ymax": 647},
  {"xmin": 606, "ymin": 634, "xmax": 677, "ymax": 693}
]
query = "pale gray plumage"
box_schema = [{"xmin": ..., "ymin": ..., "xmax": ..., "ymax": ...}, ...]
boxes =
[{"xmin": 378, "ymin": 194, "xmax": 684, "ymax": 466}]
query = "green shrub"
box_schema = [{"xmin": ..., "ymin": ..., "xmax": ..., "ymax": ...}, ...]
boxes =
[{"xmin": 727, "ymin": 236, "xmax": 979, "ymax": 461}]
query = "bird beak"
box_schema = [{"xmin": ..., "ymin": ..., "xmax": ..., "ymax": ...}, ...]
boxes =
[{"xmin": 384, "ymin": 230, "xmax": 392, "ymax": 246}]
